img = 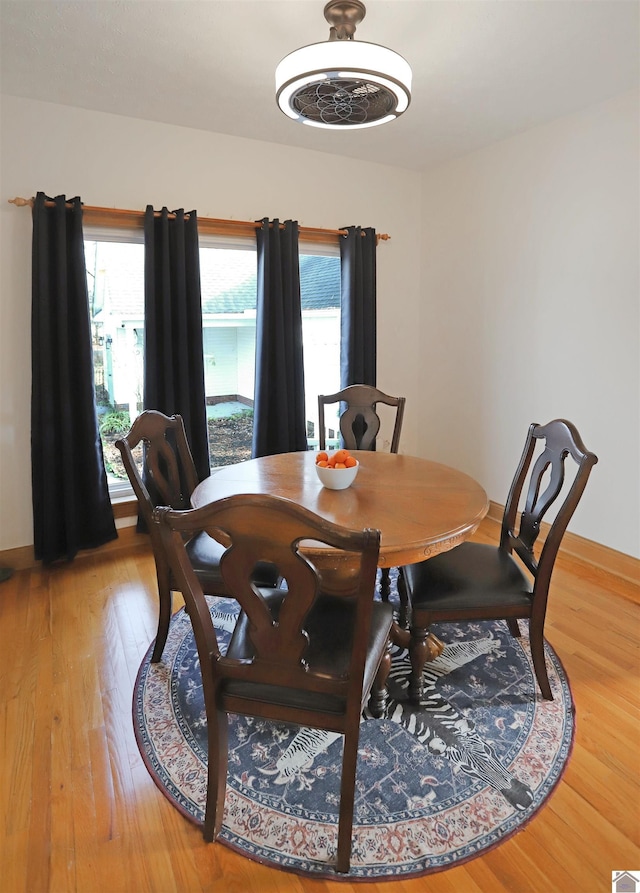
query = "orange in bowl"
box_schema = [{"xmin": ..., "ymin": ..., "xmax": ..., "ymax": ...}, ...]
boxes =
[{"xmin": 315, "ymin": 451, "xmax": 360, "ymax": 490}]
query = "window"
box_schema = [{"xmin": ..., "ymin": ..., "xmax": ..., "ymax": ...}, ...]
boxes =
[{"xmin": 85, "ymin": 230, "xmax": 341, "ymax": 495}]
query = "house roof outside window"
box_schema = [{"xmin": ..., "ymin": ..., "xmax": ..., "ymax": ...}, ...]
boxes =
[
  {"xmin": 200, "ymin": 254, "xmax": 340, "ymax": 314},
  {"xmin": 86, "ymin": 241, "xmax": 340, "ymax": 317}
]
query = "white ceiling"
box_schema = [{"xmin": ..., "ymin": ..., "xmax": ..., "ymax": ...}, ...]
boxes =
[{"xmin": 1, "ymin": 0, "xmax": 638, "ymax": 172}]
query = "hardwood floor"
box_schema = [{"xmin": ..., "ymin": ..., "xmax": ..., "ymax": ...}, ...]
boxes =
[{"xmin": 1, "ymin": 520, "xmax": 638, "ymax": 893}]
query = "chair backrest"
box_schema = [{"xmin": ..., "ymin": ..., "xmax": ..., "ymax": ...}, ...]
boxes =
[
  {"xmin": 317, "ymin": 384, "xmax": 406, "ymax": 452},
  {"xmin": 500, "ymin": 419, "xmax": 598, "ymax": 594},
  {"xmin": 156, "ymin": 494, "xmax": 381, "ymax": 709},
  {"xmin": 115, "ymin": 410, "xmax": 200, "ymax": 530}
]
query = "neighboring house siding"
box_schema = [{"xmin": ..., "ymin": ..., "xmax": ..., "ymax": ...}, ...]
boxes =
[
  {"xmin": 302, "ymin": 310, "xmax": 341, "ymax": 434},
  {"xmin": 237, "ymin": 327, "xmax": 256, "ymax": 401},
  {"xmin": 111, "ymin": 324, "xmax": 143, "ymax": 414},
  {"xmin": 204, "ymin": 326, "xmax": 239, "ymax": 397}
]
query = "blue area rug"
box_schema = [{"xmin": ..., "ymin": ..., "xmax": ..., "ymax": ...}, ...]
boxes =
[{"xmin": 133, "ymin": 571, "xmax": 574, "ymax": 880}]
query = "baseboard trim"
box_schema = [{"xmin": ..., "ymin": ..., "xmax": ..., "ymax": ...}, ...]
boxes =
[
  {"xmin": 0, "ymin": 525, "xmax": 150, "ymax": 571},
  {"xmin": 487, "ymin": 501, "xmax": 639, "ymax": 590}
]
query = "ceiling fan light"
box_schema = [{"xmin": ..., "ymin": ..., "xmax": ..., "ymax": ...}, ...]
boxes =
[{"xmin": 275, "ymin": 6, "xmax": 412, "ymax": 129}]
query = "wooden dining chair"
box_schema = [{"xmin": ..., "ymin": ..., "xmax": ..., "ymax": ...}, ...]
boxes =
[
  {"xmin": 115, "ymin": 410, "xmax": 278, "ymax": 662},
  {"xmin": 400, "ymin": 419, "xmax": 598, "ymax": 703},
  {"xmin": 156, "ymin": 493, "xmax": 393, "ymax": 873},
  {"xmin": 318, "ymin": 384, "xmax": 406, "ymax": 607},
  {"xmin": 317, "ymin": 384, "xmax": 406, "ymax": 453}
]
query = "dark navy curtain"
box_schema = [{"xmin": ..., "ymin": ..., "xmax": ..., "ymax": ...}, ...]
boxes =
[
  {"xmin": 143, "ymin": 206, "xmax": 209, "ymax": 481},
  {"xmin": 31, "ymin": 192, "xmax": 117, "ymax": 564},
  {"xmin": 339, "ymin": 226, "xmax": 377, "ymax": 388},
  {"xmin": 252, "ymin": 218, "xmax": 307, "ymax": 457}
]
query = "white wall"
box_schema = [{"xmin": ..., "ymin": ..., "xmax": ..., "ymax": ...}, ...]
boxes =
[
  {"xmin": 420, "ymin": 90, "xmax": 639, "ymax": 557},
  {"xmin": 0, "ymin": 95, "xmax": 422, "ymax": 551},
  {"xmin": 2, "ymin": 92, "xmax": 637, "ymax": 558}
]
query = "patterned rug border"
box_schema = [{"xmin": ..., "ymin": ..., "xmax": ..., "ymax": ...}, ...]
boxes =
[{"xmin": 132, "ymin": 603, "xmax": 576, "ymax": 882}]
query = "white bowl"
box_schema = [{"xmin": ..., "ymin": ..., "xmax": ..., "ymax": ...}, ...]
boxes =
[{"xmin": 315, "ymin": 459, "xmax": 359, "ymax": 490}]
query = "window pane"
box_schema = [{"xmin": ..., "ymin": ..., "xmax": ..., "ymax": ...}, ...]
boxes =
[
  {"xmin": 300, "ymin": 253, "xmax": 341, "ymax": 449},
  {"xmin": 200, "ymin": 246, "xmax": 257, "ymax": 467},
  {"xmin": 85, "ymin": 239, "xmax": 144, "ymax": 491}
]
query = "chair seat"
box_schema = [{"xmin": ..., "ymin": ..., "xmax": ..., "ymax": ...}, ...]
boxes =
[
  {"xmin": 186, "ymin": 532, "xmax": 279, "ymax": 588},
  {"xmin": 404, "ymin": 542, "xmax": 533, "ymax": 613},
  {"xmin": 224, "ymin": 589, "xmax": 393, "ymax": 715}
]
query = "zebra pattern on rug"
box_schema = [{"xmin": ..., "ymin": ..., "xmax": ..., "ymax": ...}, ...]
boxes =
[{"xmin": 264, "ymin": 633, "xmax": 535, "ymax": 812}]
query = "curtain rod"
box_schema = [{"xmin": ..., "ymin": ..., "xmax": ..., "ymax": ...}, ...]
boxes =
[{"xmin": 8, "ymin": 197, "xmax": 390, "ymax": 244}]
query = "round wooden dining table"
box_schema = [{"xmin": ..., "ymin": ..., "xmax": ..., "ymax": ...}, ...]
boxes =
[
  {"xmin": 192, "ymin": 450, "xmax": 488, "ymax": 658},
  {"xmin": 192, "ymin": 449, "xmax": 488, "ymax": 567}
]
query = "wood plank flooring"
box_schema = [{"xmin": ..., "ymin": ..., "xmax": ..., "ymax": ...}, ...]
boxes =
[{"xmin": 1, "ymin": 520, "xmax": 638, "ymax": 892}]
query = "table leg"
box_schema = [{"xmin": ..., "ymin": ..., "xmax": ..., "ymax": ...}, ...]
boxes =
[
  {"xmin": 409, "ymin": 626, "xmax": 445, "ymax": 702},
  {"xmin": 396, "ymin": 568, "xmax": 411, "ymax": 629},
  {"xmin": 368, "ymin": 638, "xmax": 392, "ymax": 718},
  {"xmin": 390, "ymin": 622, "xmax": 444, "ymax": 656},
  {"xmin": 379, "ymin": 567, "xmax": 391, "ymax": 601},
  {"xmin": 390, "ymin": 622, "xmax": 445, "ymax": 702}
]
